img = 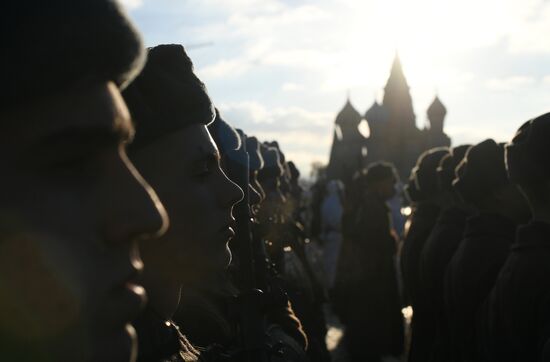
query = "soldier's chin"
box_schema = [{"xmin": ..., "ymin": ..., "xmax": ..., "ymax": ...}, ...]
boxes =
[{"xmin": 92, "ymin": 324, "xmax": 137, "ymax": 362}]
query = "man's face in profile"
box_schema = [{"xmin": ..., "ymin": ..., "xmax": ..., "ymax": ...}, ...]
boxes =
[
  {"xmin": 131, "ymin": 124, "xmax": 243, "ymax": 287},
  {"xmin": 0, "ymin": 82, "xmax": 167, "ymax": 361}
]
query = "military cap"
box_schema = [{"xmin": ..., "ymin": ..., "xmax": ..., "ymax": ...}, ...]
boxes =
[
  {"xmin": 258, "ymin": 145, "xmax": 284, "ymax": 181},
  {"xmin": 123, "ymin": 44, "xmax": 215, "ymax": 149},
  {"xmin": 245, "ymin": 136, "xmax": 264, "ymax": 172},
  {"xmin": 506, "ymin": 112, "xmax": 550, "ymax": 184},
  {"xmin": 287, "ymin": 161, "xmax": 300, "ymax": 181},
  {"xmin": 453, "ymin": 139, "xmax": 508, "ymax": 204},
  {"xmin": 208, "ymin": 109, "xmax": 241, "ymax": 156},
  {"xmin": 437, "ymin": 145, "xmax": 471, "ymax": 192},
  {"xmin": 266, "ymin": 141, "xmax": 286, "ymax": 163},
  {"xmin": 2, "ymin": 0, "xmax": 145, "ymax": 109}
]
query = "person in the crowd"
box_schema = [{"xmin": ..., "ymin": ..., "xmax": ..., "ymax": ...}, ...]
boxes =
[
  {"xmin": 175, "ymin": 112, "xmax": 309, "ymax": 361},
  {"xmin": 0, "ymin": 1, "xmax": 169, "ymax": 361},
  {"xmin": 478, "ymin": 115, "xmax": 550, "ymax": 362},
  {"xmin": 246, "ymin": 136, "xmax": 267, "ymax": 210},
  {"xmin": 401, "ymin": 147, "xmax": 449, "ymax": 362},
  {"xmin": 417, "ymin": 145, "xmax": 472, "ymax": 361},
  {"xmin": 334, "ymin": 162, "xmax": 404, "ymax": 362},
  {"xmin": 257, "ymin": 144, "xmax": 331, "ymax": 362},
  {"xmin": 320, "ymin": 180, "xmax": 345, "ymax": 288},
  {"xmin": 444, "ymin": 139, "xmax": 530, "ymax": 362},
  {"xmin": 172, "ymin": 110, "xmax": 245, "ymax": 351},
  {"xmin": 123, "ymin": 44, "xmax": 243, "ymax": 361}
]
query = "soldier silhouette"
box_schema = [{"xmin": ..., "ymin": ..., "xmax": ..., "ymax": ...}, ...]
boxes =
[
  {"xmin": 478, "ymin": 114, "xmax": 550, "ymax": 362},
  {"xmin": 417, "ymin": 144, "xmax": 472, "ymax": 361},
  {"xmin": 402, "ymin": 147, "xmax": 449, "ymax": 362},
  {"xmin": 123, "ymin": 44, "xmax": 243, "ymax": 361},
  {"xmin": 444, "ymin": 139, "xmax": 530, "ymax": 362},
  {"xmin": 333, "ymin": 162, "xmax": 404, "ymax": 362},
  {"xmin": 0, "ymin": 1, "xmax": 168, "ymax": 361}
]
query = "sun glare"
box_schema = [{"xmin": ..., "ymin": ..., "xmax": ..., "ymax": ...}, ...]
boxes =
[{"xmin": 329, "ymin": 0, "xmax": 526, "ymax": 97}]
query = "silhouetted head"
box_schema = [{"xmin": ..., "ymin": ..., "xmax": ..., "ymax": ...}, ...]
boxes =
[
  {"xmin": 2, "ymin": 0, "xmax": 145, "ymax": 110},
  {"xmin": 288, "ymin": 161, "xmax": 300, "ymax": 183},
  {"xmin": 359, "ymin": 161, "xmax": 399, "ymax": 201},
  {"xmin": 247, "ymin": 136, "xmax": 265, "ymax": 173},
  {"xmin": 209, "ymin": 109, "xmax": 241, "ymax": 156},
  {"xmin": 208, "ymin": 112, "xmax": 263, "ymax": 208},
  {"xmin": 124, "ymin": 44, "xmax": 243, "ymax": 296},
  {"xmin": 454, "ymin": 139, "xmax": 530, "ymax": 222},
  {"xmin": 411, "ymin": 147, "xmax": 450, "ymax": 203},
  {"xmin": 0, "ymin": 1, "xmax": 167, "ymax": 361},
  {"xmin": 246, "ymin": 136, "xmax": 266, "ymax": 205},
  {"xmin": 437, "ymin": 145, "xmax": 471, "ymax": 192},
  {"xmin": 124, "ymin": 44, "xmax": 215, "ymax": 150},
  {"xmin": 257, "ymin": 145, "xmax": 286, "ymax": 221},
  {"xmin": 506, "ymin": 113, "xmax": 550, "ymax": 218}
]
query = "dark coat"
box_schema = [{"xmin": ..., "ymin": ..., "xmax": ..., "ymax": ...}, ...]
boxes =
[
  {"xmin": 402, "ymin": 202, "xmax": 441, "ymax": 307},
  {"xmin": 478, "ymin": 221, "xmax": 550, "ymax": 362},
  {"xmin": 444, "ymin": 212, "xmax": 516, "ymax": 362},
  {"xmin": 334, "ymin": 191, "xmax": 404, "ymax": 360},
  {"xmin": 401, "ymin": 201, "xmax": 440, "ymax": 362},
  {"xmin": 418, "ymin": 206, "xmax": 469, "ymax": 361}
]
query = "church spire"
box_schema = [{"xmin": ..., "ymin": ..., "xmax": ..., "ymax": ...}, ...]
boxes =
[
  {"xmin": 389, "ymin": 52, "xmax": 405, "ymax": 80},
  {"xmin": 382, "ymin": 53, "xmax": 416, "ymax": 131}
]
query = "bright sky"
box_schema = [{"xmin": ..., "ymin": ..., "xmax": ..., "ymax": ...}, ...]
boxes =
[{"xmin": 122, "ymin": 0, "xmax": 550, "ymax": 177}]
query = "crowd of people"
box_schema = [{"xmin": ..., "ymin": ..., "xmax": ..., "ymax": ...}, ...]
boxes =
[
  {"xmin": 3, "ymin": 1, "xmax": 550, "ymax": 362},
  {"xmin": 323, "ymin": 122, "xmax": 550, "ymax": 362}
]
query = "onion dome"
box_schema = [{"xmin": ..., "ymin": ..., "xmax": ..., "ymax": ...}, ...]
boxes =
[{"xmin": 335, "ymin": 98, "xmax": 362, "ymax": 126}]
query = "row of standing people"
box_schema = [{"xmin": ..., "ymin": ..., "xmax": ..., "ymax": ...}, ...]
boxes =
[
  {"xmin": 1, "ymin": 1, "xmax": 331, "ymax": 361},
  {"xmin": 328, "ymin": 113, "xmax": 550, "ymax": 362},
  {"xmin": 404, "ymin": 119, "xmax": 550, "ymax": 362}
]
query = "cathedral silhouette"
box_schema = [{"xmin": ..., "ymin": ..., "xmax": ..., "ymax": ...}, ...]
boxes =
[{"xmin": 327, "ymin": 55, "xmax": 451, "ymax": 185}]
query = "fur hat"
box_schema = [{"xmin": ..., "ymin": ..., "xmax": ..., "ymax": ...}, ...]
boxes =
[
  {"xmin": 3, "ymin": 0, "xmax": 145, "ymax": 109},
  {"xmin": 453, "ymin": 139, "xmax": 508, "ymax": 205},
  {"xmin": 123, "ymin": 44, "xmax": 215, "ymax": 149},
  {"xmin": 506, "ymin": 112, "xmax": 550, "ymax": 185}
]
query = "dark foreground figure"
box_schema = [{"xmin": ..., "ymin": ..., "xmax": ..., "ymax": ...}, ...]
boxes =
[
  {"xmin": 444, "ymin": 139, "xmax": 530, "ymax": 362},
  {"xmin": 417, "ymin": 145, "xmax": 471, "ymax": 361},
  {"xmin": 334, "ymin": 162, "xmax": 404, "ymax": 362},
  {"xmin": 402, "ymin": 148, "xmax": 449, "ymax": 362},
  {"xmin": 0, "ymin": 1, "xmax": 169, "ymax": 361},
  {"xmin": 478, "ymin": 113, "xmax": 550, "ymax": 362}
]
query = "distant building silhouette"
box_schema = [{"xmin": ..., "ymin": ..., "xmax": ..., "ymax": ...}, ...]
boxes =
[{"xmin": 327, "ymin": 54, "xmax": 451, "ymax": 184}]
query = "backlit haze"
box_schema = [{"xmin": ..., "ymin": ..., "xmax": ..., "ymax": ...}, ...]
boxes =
[{"xmin": 123, "ymin": 0, "xmax": 550, "ymax": 177}]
